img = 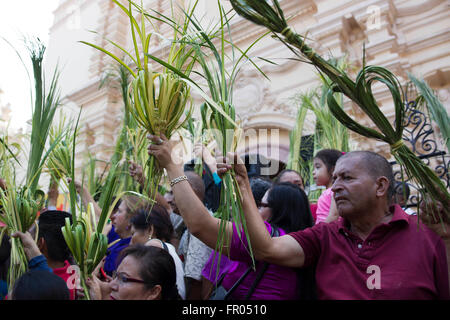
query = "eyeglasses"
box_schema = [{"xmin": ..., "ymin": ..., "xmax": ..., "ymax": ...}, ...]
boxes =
[{"xmin": 112, "ymin": 271, "xmax": 145, "ymax": 285}]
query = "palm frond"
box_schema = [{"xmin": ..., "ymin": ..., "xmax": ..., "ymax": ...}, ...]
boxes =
[
  {"xmin": 230, "ymin": 0, "xmax": 450, "ymax": 220},
  {"xmin": 408, "ymin": 73, "xmax": 450, "ymax": 153}
]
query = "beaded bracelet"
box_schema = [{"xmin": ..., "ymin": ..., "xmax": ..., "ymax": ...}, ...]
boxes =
[{"xmin": 170, "ymin": 175, "xmax": 188, "ymax": 187}]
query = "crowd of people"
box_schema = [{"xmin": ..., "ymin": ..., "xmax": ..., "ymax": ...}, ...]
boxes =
[{"xmin": 0, "ymin": 134, "xmax": 449, "ymax": 300}]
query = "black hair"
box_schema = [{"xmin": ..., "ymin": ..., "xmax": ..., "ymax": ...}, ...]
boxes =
[
  {"xmin": 184, "ymin": 162, "xmax": 221, "ymax": 212},
  {"xmin": 264, "ymin": 182, "xmax": 317, "ymax": 300},
  {"xmin": 12, "ymin": 269, "xmax": 70, "ymax": 300},
  {"xmin": 244, "ymin": 154, "xmax": 271, "ymax": 178},
  {"xmin": 119, "ymin": 245, "xmax": 181, "ymax": 300},
  {"xmin": 130, "ymin": 203, "xmax": 174, "ymax": 243},
  {"xmin": 314, "ymin": 149, "xmax": 343, "ymax": 174},
  {"xmin": 249, "ymin": 176, "xmax": 272, "ymax": 207},
  {"xmin": 266, "ymin": 182, "xmax": 314, "ymax": 234},
  {"xmin": 38, "ymin": 210, "xmax": 73, "ymax": 262}
]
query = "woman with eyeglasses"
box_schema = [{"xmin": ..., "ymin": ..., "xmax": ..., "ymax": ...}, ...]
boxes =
[
  {"xmin": 85, "ymin": 245, "xmax": 181, "ymax": 300},
  {"xmin": 129, "ymin": 203, "xmax": 186, "ymax": 299},
  {"xmin": 149, "ymin": 135, "xmax": 317, "ymax": 300}
]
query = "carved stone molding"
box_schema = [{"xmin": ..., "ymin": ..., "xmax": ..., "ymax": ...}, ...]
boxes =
[
  {"xmin": 45, "ymin": 0, "xmax": 450, "ymax": 168},
  {"xmin": 51, "ymin": 0, "xmax": 90, "ymax": 32},
  {"xmin": 395, "ymin": 0, "xmax": 445, "ymax": 17},
  {"xmin": 232, "ymin": 69, "xmax": 296, "ymax": 128},
  {"xmin": 215, "ymin": 0, "xmax": 317, "ymax": 51}
]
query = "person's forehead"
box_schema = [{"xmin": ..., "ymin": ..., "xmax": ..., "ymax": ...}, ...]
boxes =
[
  {"xmin": 281, "ymin": 171, "xmax": 301, "ymax": 180},
  {"xmin": 313, "ymin": 157, "xmax": 324, "ymax": 165},
  {"xmin": 334, "ymin": 155, "xmax": 367, "ymax": 174},
  {"xmin": 119, "ymin": 255, "xmax": 139, "ymax": 275}
]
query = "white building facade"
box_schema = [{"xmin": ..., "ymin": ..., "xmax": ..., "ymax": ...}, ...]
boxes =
[{"xmin": 44, "ymin": 0, "xmax": 450, "ymax": 175}]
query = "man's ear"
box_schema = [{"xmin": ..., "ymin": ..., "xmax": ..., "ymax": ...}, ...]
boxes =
[
  {"xmin": 375, "ymin": 176, "xmax": 390, "ymax": 198},
  {"xmin": 145, "ymin": 284, "xmax": 162, "ymax": 300}
]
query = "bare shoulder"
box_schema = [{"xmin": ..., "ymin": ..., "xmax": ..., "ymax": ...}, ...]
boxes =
[{"xmin": 145, "ymin": 239, "xmax": 165, "ymax": 249}]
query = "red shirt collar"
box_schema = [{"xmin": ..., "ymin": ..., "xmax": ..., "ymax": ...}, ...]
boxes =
[
  {"xmin": 389, "ymin": 203, "xmax": 411, "ymax": 225},
  {"xmin": 52, "ymin": 260, "xmax": 71, "ymax": 274},
  {"xmin": 338, "ymin": 204, "xmax": 409, "ymax": 232}
]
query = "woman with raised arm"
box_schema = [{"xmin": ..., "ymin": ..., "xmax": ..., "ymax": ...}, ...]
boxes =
[
  {"xmin": 148, "ymin": 134, "xmax": 450, "ymax": 300},
  {"xmin": 147, "ymin": 134, "xmax": 316, "ymax": 300}
]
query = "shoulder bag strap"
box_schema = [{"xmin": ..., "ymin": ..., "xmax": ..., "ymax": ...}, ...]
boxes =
[
  {"xmin": 223, "ymin": 265, "xmax": 253, "ymax": 300},
  {"xmin": 209, "ymin": 258, "xmax": 253, "ymax": 300},
  {"xmin": 244, "ymin": 226, "xmax": 279, "ymax": 300},
  {"xmin": 222, "ymin": 225, "xmax": 279, "ymax": 300}
]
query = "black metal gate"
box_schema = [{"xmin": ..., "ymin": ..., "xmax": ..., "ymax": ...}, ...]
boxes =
[{"xmin": 390, "ymin": 97, "xmax": 449, "ymax": 208}]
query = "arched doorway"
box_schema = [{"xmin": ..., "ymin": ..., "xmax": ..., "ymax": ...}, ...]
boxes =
[{"xmin": 236, "ymin": 127, "xmax": 291, "ymax": 179}]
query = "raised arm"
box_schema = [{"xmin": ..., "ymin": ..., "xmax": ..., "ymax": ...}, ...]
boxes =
[
  {"xmin": 68, "ymin": 178, "xmax": 102, "ymax": 221},
  {"xmin": 47, "ymin": 177, "xmax": 59, "ymax": 209},
  {"xmin": 128, "ymin": 160, "xmax": 171, "ymax": 213},
  {"xmin": 147, "ymin": 134, "xmax": 232, "ymax": 254},
  {"xmin": 217, "ymin": 153, "xmax": 306, "ymax": 268},
  {"xmin": 194, "ymin": 143, "xmax": 218, "ymax": 174}
]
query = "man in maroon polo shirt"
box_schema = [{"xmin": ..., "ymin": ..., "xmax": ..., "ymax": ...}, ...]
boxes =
[
  {"xmin": 147, "ymin": 133, "xmax": 449, "ymax": 299},
  {"xmin": 222, "ymin": 150, "xmax": 449, "ymax": 300}
]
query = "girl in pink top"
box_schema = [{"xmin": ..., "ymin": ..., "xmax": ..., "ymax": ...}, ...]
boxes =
[{"xmin": 313, "ymin": 149, "xmax": 343, "ymax": 224}]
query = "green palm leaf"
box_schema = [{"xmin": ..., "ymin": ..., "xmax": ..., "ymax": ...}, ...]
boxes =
[{"xmin": 230, "ymin": 0, "xmax": 450, "ymax": 219}]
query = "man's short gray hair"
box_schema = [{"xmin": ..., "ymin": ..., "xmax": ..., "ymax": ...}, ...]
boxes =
[{"xmin": 338, "ymin": 151, "xmax": 395, "ymax": 199}]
